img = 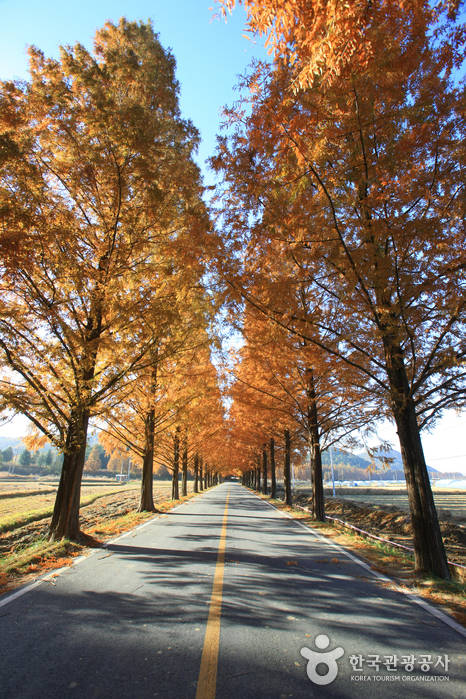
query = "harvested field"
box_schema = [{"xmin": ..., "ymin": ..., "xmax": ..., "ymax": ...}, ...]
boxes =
[
  {"xmin": 0, "ymin": 485, "xmax": 171, "ymax": 553},
  {"xmin": 293, "ymin": 490, "xmax": 466, "ymax": 568},
  {"xmin": 0, "ymin": 480, "xmax": 142, "ymax": 532},
  {"xmin": 0, "ymin": 474, "xmax": 131, "ymax": 494},
  {"xmin": 316, "ymin": 487, "xmax": 466, "ymax": 523},
  {"xmin": 0, "ymin": 482, "xmax": 176, "ymax": 594}
]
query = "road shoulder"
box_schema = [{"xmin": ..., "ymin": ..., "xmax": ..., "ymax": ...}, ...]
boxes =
[{"xmin": 250, "ymin": 489, "xmax": 466, "ymax": 633}]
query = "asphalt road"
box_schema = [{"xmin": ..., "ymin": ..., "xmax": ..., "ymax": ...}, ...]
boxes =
[{"xmin": 0, "ymin": 483, "xmax": 464, "ymax": 698}]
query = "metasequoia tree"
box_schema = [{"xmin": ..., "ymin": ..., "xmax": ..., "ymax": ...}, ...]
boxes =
[
  {"xmin": 229, "ymin": 338, "xmax": 294, "ymax": 497},
  {"xmin": 98, "ymin": 342, "xmax": 179, "ymax": 510},
  {"xmin": 98, "ymin": 278, "xmax": 217, "ymax": 510},
  {"xmin": 151, "ymin": 327, "xmax": 226, "ymax": 499},
  {"xmin": 218, "ymin": 1, "xmax": 463, "ymax": 89},
  {"xmin": 84, "ymin": 444, "xmax": 103, "ymax": 473},
  {"xmin": 229, "ymin": 297, "xmax": 377, "ymax": 517},
  {"xmin": 100, "ymin": 314, "xmax": 226, "ymax": 504},
  {"xmin": 106, "ymin": 447, "xmax": 138, "ymax": 475},
  {"xmin": 214, "ymin": 6, "xmax": 464, "ymax": 576},
  {"xmin": 226, "ymin": 362, "xmax": 294, "ymax": 500},
  {"xmin": 0, "ymin": 20, "xmax": 208, "ymax": 540},
  {"xmin": 228, "ymin": 398, "xmax": 294, "ymax": 505}
]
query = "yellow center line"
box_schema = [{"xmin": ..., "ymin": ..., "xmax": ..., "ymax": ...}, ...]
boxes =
[{"xmin": 195, "ymin": 489, "xmax": 230, "ymax": 699}]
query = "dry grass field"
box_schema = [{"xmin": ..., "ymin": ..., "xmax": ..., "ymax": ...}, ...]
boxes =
[
  {"xmin": 0, "ymin": 477, "xmax": 150, "ymax": 532},
  {"xmin": 322, "ymin": 487, "xmax": 466, "ymax": 523}
]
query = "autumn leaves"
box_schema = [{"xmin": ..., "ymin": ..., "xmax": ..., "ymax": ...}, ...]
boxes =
[
  {"xmin": 0, "ymin": 20, "xmax": 221, "ymax": 540},
  {"xmin": 214, "ymin": 1, "xmax": 464, "ymax": 579},
  {"xmin": 0, "ymin": 4, "xmax": 464, "ymax": 584}
]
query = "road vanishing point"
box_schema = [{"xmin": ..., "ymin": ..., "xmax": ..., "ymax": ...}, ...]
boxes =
[{"xmin": 0, "ymin": 484, "xmax": 464, "ymax": 698}]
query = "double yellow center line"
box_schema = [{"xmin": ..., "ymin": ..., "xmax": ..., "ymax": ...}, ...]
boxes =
[{"xmin": 195, "ymin": 490, "xmax": 230, "ymax": 699}]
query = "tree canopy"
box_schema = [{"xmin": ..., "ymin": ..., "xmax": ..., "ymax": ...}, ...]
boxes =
[{"xmin": 0, "ymin": 8, "xmax": 464, "ymax": 580}]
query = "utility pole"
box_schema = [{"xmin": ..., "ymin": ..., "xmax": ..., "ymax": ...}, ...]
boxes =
[{"xmin": 330, "ymin": 446, "xmax": 336, "ymax": 497}]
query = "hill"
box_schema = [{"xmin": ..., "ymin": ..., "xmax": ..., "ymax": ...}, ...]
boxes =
[
  {"xmin": 0, "ymin": 435, "xmax": 24, "ymax": 451},
  {"xmin": 318, "ymin": 447, "xmax": 462, "ymax": 482}
]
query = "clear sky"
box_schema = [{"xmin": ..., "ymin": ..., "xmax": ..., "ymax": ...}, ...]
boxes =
[
  {"xmin": 0, "ymin": 0, "xmax": 464, "ymax": 474},
  {"xmin": 0, "ymin": 0, "xmax": 267, "ymax": 178}
]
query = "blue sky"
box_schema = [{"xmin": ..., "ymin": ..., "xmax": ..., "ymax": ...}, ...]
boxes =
[
  {"xmin": 0, "ymin": 0, "xmax": 267, "ymax": 180},
  {"xmin": 0, "ymin": 0, "xmax": 464, "ymax": 474}
]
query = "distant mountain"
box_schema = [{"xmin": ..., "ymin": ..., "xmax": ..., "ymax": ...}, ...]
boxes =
[
  {"xmin": 320, "ymin": 447, "xmax": 462, "ymax": 481},
  {"xmin": 0, "ymin": 435, "xmax": 58, "ymax": 454},
  {"xmin": 0, "ymin": 435, "xmax": 24, "ymax": 451},
  {"xmin": 322, "ymin": 448, "xmax": 370, "ymax": 470},
  {"xmin": 0, "ymin": 433, "xmax": 98, "ymax": 452},
  {"xmin": 351, "ymin": 447, "xmax": 433, "ymax": 473},
  {"xmin": 364, "ymin": 447, "xmax": 463, "ymax": 478}
]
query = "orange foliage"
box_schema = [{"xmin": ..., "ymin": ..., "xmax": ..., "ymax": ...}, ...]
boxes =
[
  {"xmin": 218, "ymin": 1, "xmax": 463, "ymax": 88},
  {"xmin": 214, "ymin": 1, "xmax": 465, "ymax": 575}
]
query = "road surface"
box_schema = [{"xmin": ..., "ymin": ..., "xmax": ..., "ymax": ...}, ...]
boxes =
[{"xmin": 0, "ymin": 483, "xmax": 464, "ymax": 698}]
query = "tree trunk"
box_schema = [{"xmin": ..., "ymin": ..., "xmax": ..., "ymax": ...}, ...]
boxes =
[
  {"xmin": 306, "ymin": 369, "xmax": 325, "ymax": 521},
  {"xmin": 181, "ymin": 432, "xmax": 188, "ymax": 497},
  {"xmin": 384, "ymin": 341, "xmax": 450, "ymax": 578},
  {"xmin": 199, "ymin": 460, "xmax": 204, "ymax": 491},
  {"xmin": 256, "ymin": 465, "xmax": 261, "ymax": 492},
  {"xmin": 172, "ymin": 427, "xmax": 180, "ymax": 500},
  {"xmin": 49, "ymin": 294, "xmax": 104, "ymax": 541},
  {"xmin": 138, "ymin": 350, "xmax": 158, "ymax": 512},
  {"xmin": 49, "ymin": 405, "xmax": 90, "ymax": 541},
  {"xmin": 270, "ymin": 437, "xmax": 277, "ymax": 499},
  {"xmin": 284, "ymin": 428, "xmax": 292, "ymax": 506},
  {"xmin": 262, "ymin": 446, "xmax": 268, "ymax": 494},
  {"xmin": 138, "ymin": 408, "xmax": 156, "ymax": 512},
  {"xmin": 194, "ymin": 454, "xmax": 199, "ymax": 493}
]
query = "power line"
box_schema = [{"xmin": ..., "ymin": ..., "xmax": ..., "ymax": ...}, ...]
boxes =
[{"xmin": 427, "ymin": 454, "xmax": 466, "ymax": 461}]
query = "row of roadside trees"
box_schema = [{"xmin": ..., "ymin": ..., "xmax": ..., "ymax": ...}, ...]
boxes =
[
  {"xmin": 0, "ymin": 19, "xmax": 225, "ymax": 540},
  {"xmin": 0, "ymin": 5, "xmax": 464, "ymax": 582},
  {"xmin": 215, "ymin": 0, "xmax": 465, "ymax": 580}
]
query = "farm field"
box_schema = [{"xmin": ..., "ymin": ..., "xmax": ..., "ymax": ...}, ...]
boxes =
[
  {"xmin": 0, "ymin": 479, "xmax": 179, "ymax": 594},
  {"xmin": 0, "ymin": 474, "xmax": 127, "ymax": 491},
  {"xmin": 0, "ymin": 477, "xmax": 171, "ymax": 532},
  {"xmin": 320, "ymin": 487, "xmax": 466, "ymax": 523},
  {"xmin": 291, "ymin": 486, "xmax": 466, "ymax": 572}
]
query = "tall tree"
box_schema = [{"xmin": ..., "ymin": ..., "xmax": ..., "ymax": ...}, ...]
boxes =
[
  {"xmin": 0, "ymin": 20, "xmax": 208, "ymax": 540},
  {"xmin": 98, "ymin": 304, "xmax": 225, "ymax": 508},
  {"xmin": 227, "ymin": 305, "xmax": 374, "ymax": 517},
  {"xmin": 218, "ymin": 1, "xmax": 463, "ymax": 89},
  {"xmin": 84, "ymin": 444, "xmax": 103, "ymax": 472},
  {"xmin": 214, "ymin": 4, "xmax": 464, "ymax": 576}
]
